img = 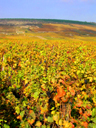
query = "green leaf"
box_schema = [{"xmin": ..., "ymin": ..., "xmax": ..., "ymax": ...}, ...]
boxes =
[
  {"xmin": 47, "ymin": 116, "xmax": 53, "ymax": 123},
  {"xmin": 20, "ymin": 110, "xmax": 25, "ymax": 118},
  {"xmin": 88, "ymin": 123, "xmax": 93, "ymax": 128},
  {"xmin": 92, "ymin": 108, "xmax": 96, "ymax": 117},
  {"xmin": 41, "ymin": 125, "xmax": 46, "ymax": 128},
  {"xmin": 22, "ymin": 101, "xmax": 27, "ymax": 107},
  {"xmin": 94, "ymin": 77, "xmax": 96, "ymax": 81},
  {"xmin": 15, "ymin": 106, "xmax": 20, "ymax": 114},
  {"xmin": 4, "ymin": 124, "xmax": 10, "ymax": 128},
  {"xmin": 51, "ymin": 107, "xmax": 55, "ymax": 111},
  {"xmin": 47, "ymin": 125, "xmax": 50, "ymax": 128},
  {"xmin": 29, "ymin": 111, "xmax": 36, "ymax": 120},
  {"xmin": 93, "ymin": 124, "xmax": 96, "ymax": 128},
  {"xmin": 25, "ymin": 121, "xmax": 30, "ymax": 128},
  {"xmin": 0, "ymin": 119, "xmax": 3, "ymax": 122},
  {"xmin": 92, "ymin": 118, "xmax": 96, "ymax": 123},
  {"xmin": 35, "ymin": 121, "xmax": 42, "ymax": 127},
  {"xmin": 79, "ymin": 46, "xmax": 83, "ymax": 50},
  {"xmin": 0, "ymin": 119, "xmax": 7, "ymax": 123},
  {"xmin": 51, "ymin": 110, "xmax": 56, "ymax": 115},
  {"xmin": 33, "ymin": 91, "xmax": 40, "ymax": 100}
]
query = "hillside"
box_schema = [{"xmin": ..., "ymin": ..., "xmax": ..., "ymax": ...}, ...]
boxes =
[{"xmin": 0, "ymin": 19, "xmax": 96, "ymax": 42}]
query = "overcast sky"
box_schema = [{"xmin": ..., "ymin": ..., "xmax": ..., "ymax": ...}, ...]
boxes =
[{"xmin": 0, "ymin": 0, "xmax": 96, "ymax": 22}]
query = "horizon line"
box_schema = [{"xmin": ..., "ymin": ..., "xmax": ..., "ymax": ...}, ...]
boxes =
[{"xmin": 0, "ymin": 18, "xmax": 96, "ymax": 23}]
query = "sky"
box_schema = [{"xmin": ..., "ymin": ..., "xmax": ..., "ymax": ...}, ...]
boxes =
[{"xmin": 0, "ymin": 0, "xmax": 96, "ymax": 22}]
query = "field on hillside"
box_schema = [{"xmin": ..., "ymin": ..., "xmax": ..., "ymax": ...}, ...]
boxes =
[{"xmin": 0, "ymin": 20, "xmax": 96, "ymax": 128}]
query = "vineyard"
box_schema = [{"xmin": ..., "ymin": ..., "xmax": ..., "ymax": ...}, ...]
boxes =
[
  {"xmin": 0, "ymin": 19, "xmax": 96, "ymax": 128},
  {"xmin": 0, "ymin": 39, "xmax": 96, "ymax": 128}
]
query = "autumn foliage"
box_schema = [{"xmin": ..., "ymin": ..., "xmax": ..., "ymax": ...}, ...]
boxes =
[{"xmin": 0, "ymin": 39, "xmax": 96, "ymax": 128}]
